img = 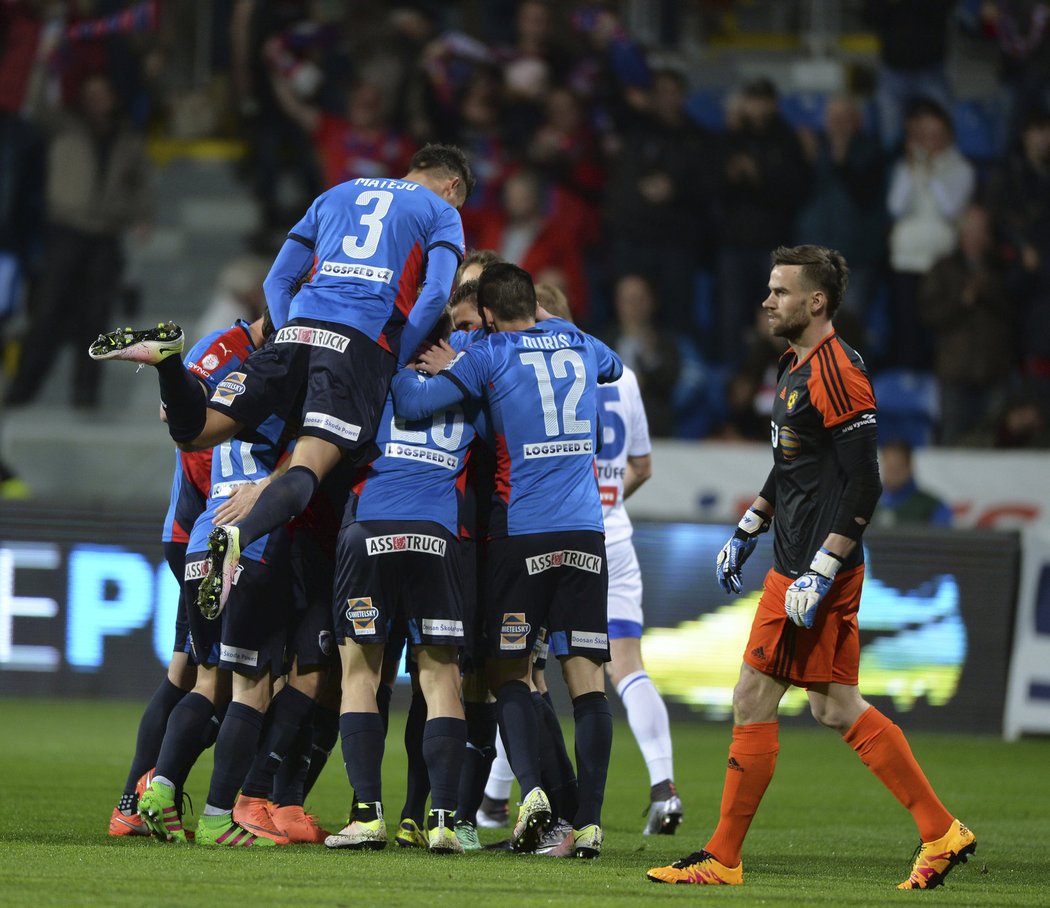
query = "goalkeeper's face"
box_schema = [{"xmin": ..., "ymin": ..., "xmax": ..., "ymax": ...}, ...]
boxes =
[{"xmin": 763, "ymin": 265, "xmax": 812, "ymax": 342}]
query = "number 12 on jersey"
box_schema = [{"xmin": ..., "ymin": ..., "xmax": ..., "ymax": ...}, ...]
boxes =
[{"xmin": 519, "ymin": 350, "xmax": 591, "ymax": 437}]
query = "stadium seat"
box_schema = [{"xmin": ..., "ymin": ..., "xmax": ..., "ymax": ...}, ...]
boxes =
[
  {"xmin": 952, "ymin": 98, "xmax": 1006, "ymax": 162},
  {"xmin": 872, "ymin": 368, "xmax": 940, "ymax": 448},
  {"xmin": 685, "ymin": 89, "xmax": 727, "ymax": 131},
  {"xmin": 778, "ymin": 91, "xmax": 827, "ymax": 130}
]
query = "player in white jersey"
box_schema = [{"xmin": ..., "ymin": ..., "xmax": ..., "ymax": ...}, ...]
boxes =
[{"xmin": 596, "ymin": 364, "xmax": 683, "ymax": 835}]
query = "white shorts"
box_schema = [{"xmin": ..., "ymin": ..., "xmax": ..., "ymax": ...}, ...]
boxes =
[{"xmin": 607, "ymin": 537, "xmax": 643, "ymax": 637}]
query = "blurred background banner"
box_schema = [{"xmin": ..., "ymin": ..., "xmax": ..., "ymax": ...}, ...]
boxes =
[
  {"xmin": 1005, "ymin": 523, "xmax": 1050, "ymax": 739},
  {"xmin": 631, "ymin": 442, "xmax": 1050, "ymax": 528},
  {"xmin": 0, "ymin": 506, "xmax": 1019, "ymax": 735}
]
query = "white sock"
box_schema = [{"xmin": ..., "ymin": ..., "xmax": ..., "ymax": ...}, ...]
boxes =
[
  {"xmin": 616, "ymin": 670, "xmax": 674, "ymax": 786},
  {"xmin": 484, "ymin": 729, "xmax": 514, "ymax": 801},
  {"xmin": 202, "ymin": 804, "xmax": 231, "ymax": 817},
  {"xmin": 152, "ymin": 774, "xmax": 175, "ymax": 790}
]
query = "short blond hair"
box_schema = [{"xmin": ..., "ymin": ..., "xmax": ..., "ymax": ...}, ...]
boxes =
[{"xmin": 535, "ymin": 283, "xmax": 572, "ymax": 322}]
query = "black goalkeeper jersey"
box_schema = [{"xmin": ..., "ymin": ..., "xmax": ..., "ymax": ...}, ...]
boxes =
[{"xmin": 769, "ymin": 332, "xmax": 878, "ymax": 577}]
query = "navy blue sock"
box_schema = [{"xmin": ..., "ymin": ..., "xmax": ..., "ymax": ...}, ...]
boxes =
[
  {"xmin": 496, "ymin": 680, "xmax": 542, "ymax": 795},
  {"xmin": 202, "ymin": 699, "xmax": 227, "ymax": 748},
  {"xmin": 572, "ymin": 692, "xmax": 612, "ymax": 829},
  {"xmin": 401, "ymin": 689, "xmax": 429, "ymax": 823},
  {"xmin": 236, "ymin": 465, "xmax": 318, "ymax": 549},
  {"xmin": 156, "ymin": 355, "xmax": 207, "ymax": 444},
  {"xmin": 339, "ymin": 712, "xmax": 385, "ymax": 803},
  {"xmin": 376, "ymin": 683, "xmax": 393, "ymax": 734},
  {"xmin": 458, "ymin": 701, "xmax": 498, "ymax": 825},
  {"xmin": 423, "ymin": 717, "xmax": 467, "ymax": 813},
  {"xmin": 155, "ymin": 692, "xmax": 214, "ymax": 787},
  {"xmin": 240, "ymin": 686, "xmax": 314, "ymax": 799},
  {"xmin": 304, "ymin": 706, "xmax": 339, "ymax": 797},
  {"xmin": 123, "ymin": 678, "xmax": 186, "ymax": 794},
  {"xmin": 206, "ymin": 702, "xmax": 265, "ymax": 811},
  {"xmin": 533, "ymin": 691, "xmax": 579, "ymax": 822},
  {"xmin": 272, "ymin": 715, "xmax": 313, "ymax": 806}
]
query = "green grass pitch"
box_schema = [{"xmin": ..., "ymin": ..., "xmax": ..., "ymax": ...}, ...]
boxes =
[{"xmin": 0, "ymin": 698, "xmax": 1047, "ymax": 906}]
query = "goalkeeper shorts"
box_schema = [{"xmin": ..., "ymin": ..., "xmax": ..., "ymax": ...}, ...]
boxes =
[{"xmin": 743, "ymin": 565, "xmax": 865, "ymax": 687}]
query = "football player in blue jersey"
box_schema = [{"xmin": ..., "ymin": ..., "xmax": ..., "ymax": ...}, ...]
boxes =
[
  {"xmin": 108, "ymin": 318, "xmax": 263, "ymax": 838},
  {"xmin": 228, "ymin": 462, "xmax": 351, "ymax": 844},
  {"xmin": 391, "ymin": 263, "xmax": 623, "ymax": 859},
  {"xmin": 138, "ymin": 403, "xmax": 294, "ymax": 847},
  {"xmin": 325, "ymin": 312, "xmax": 485, "ymax": 854},
  {"xmin": 89, "ymin": 144, "xmax": 475, "ymax": 620}
]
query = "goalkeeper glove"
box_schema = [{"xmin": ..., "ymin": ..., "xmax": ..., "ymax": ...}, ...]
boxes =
[
  {"xmin": 716, "ymin": 507, "xmax": 771, "ymax": 594},
  {"xmin": 784, "ymin": 548, "xmax": 843, "ymax": 628}
]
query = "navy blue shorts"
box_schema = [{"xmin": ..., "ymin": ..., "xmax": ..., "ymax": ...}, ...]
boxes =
[
  {"xmin": 486, "ymin": 530, "xmax": 610, "ymax": 662},
  {"xmin": 333, "ymin": 519, "xmax": 466, "ymax": 648},
  {"xmin": 163, "ymin": 541, "xmax": 195, "ymax": 661},
  {"xmin": 208, "ymin": 317, "xmax": 394, "ymax": 460},
  {"xmin": 185, "ymin": 548, "xmax": 291, "ymax": 677},
  {"xmin": 286, "ymin": 525, "xmax": 338, "ymax": 671}
]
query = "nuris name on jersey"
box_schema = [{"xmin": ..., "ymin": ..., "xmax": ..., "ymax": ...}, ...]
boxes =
[
  {"xmin": 366, "ymin": 534, "xmax": 447, "ymax": 556},
  {"xmin": 520, "ymin": 333, "xmax": 573, "ymax": 350},
  {"xmin": 275, "ymin": 325, "xmax": 351, "ymax": 352},
  {"xmin": 384, "ymin": 442, "xmax": 459, "ymax": 471},
  {"xmin": 523, "ymin": 439, "xmax": 594, "ymax": 459},
  {"xmin": 526, "ymin": 550, "xmax": 603, "ymax": 575}
]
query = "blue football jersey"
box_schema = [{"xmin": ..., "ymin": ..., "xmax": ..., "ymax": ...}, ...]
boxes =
[
  {"xmin": 162, "ymin": 321, "xmax": 258, "ymax": 544},
  {"xmin": 283, "ymin": 178, "xmax": 464, "ymax": 355},
  {"xmin": 353, "ymin": 388, "xmax": 482, "ymax": 536},
  {"xmin": 392, "ymin": 318, "xmax": 623, "ymax": 536},
  {"xmin": 187, "ymin": 411, "xmax": 289, "ymax": 562}
]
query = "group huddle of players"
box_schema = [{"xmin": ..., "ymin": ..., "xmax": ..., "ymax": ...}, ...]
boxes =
[
  {"xmin": 97, "ymin": 144, "xmax": 682, "ymax": 859},
  {"xmin": 95, "ymin": 143, "xmax": 976, "ymax": 890}
]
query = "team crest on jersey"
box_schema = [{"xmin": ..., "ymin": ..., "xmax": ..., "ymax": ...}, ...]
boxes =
[
  {"xmin": 500, "ymin": 613, "xmax": 531, "ymax": 650},
  {"xmin": 786, "ymin": 389, "xmax": 800, "ymax": 412},
  {"xmin": 212, "ymin": 371, "xmax": 247, "ymax": 406},
  {"xmin": 779, "ymin": 425, "xmax": 802, "ymax": 461},
  {"xmin": 346, "ymin": 598, "xmax": 380, "ymax": 635}
]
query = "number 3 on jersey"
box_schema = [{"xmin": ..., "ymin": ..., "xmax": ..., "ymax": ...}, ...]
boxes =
[
  {"xmin": 520, "ymin": 350, "xmax": 591, "ymax": 437},
  {"xmin": 342, "ymin": 190, "xmax": 393, "ymax": 260}
]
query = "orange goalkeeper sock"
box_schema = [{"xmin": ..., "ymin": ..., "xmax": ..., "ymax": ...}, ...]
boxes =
[
  {"xmin": 844, "ymin": 706, "xmax": 953, "ymax": 842},
  {"xmin": 703, "ymin": 722, "xmax": 779, "ymax": 867}
]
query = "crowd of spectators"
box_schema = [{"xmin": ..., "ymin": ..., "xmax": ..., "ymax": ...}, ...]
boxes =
[{"xmin": 4, "ymin": 0, "xmax": 1050, "ymax": 452}]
